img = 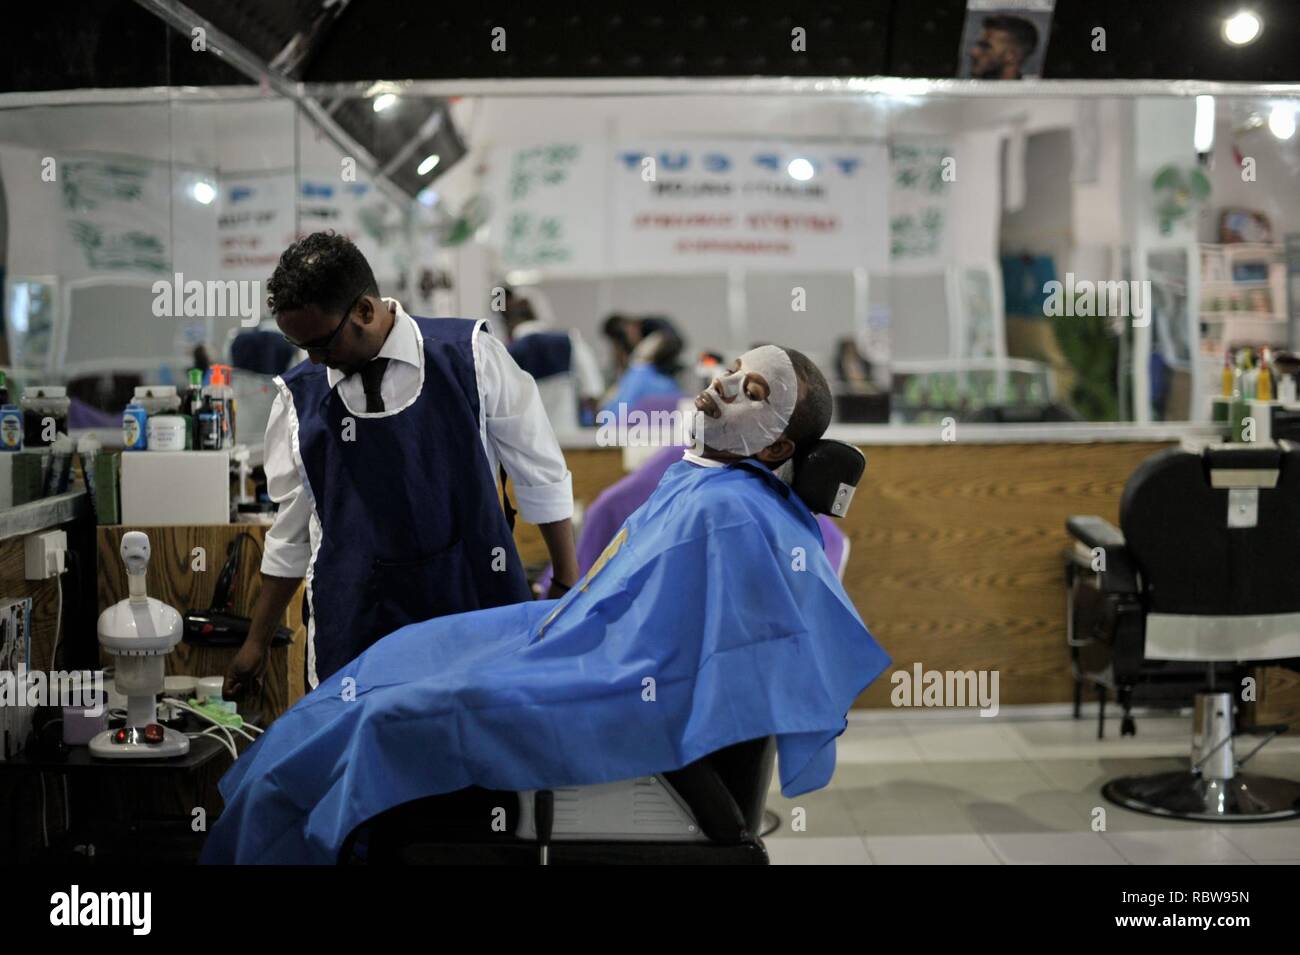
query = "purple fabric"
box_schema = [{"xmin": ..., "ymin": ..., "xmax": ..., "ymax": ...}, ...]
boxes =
[
  {"xmin": 69, "ymin": 398, "xmax": 120, "ymax": 430},
  {"xmin": 539, "ymin": 445, "xmax": 849, "ymax": 592},
  {"xmin": 628, "ymin": 393, "xmax": 684, "ymax": 417},
  {"xmin": 820, "ymin": 517, "xmax": 846, "ymax": 577}
]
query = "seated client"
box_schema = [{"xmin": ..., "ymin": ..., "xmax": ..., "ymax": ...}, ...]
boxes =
[{"xmin": 202, "ymin": 344, "xmax": 891, "ymax": 864}]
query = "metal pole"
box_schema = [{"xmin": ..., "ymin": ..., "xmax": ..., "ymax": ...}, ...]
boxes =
[{"xmin": 130, "ymin": 0, "xmax": 412, "ymax": 209}]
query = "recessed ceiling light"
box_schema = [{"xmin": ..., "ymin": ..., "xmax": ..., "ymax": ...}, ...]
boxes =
[
  {"xmin": 417, "ymin": 154, "xmax": 441, "ymax": 176},
  {"xmin": 1222, "ymin": 10, "xmax": 1262, "ymax": 46}
]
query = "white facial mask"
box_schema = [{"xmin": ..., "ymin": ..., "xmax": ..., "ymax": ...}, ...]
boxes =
[{"xmin": 691, "ymin": 345, "xmax": 797, "ymax": 456}]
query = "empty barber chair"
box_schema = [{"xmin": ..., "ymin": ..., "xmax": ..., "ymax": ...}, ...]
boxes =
[
  {"xmin": 1065, "ymin": 441, "xmax": 1300, "ymax": 820},
  {"xmin": 352, "ymin": 439, "xmax": 868, "ymax": 864}
]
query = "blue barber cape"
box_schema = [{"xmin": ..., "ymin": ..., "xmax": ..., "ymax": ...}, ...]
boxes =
[{"xmin": 202, "ymin": 458, "xmax": 890, "ymax": 864}]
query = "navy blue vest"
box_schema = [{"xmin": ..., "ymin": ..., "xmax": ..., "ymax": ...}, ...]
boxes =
[
  {"xmin": 281, "ymin": 316, "xmax": 532, "ymax": 685},
  {"xmin": 507, "ymin": 330, "xmax": 572, "ymax": 382}
]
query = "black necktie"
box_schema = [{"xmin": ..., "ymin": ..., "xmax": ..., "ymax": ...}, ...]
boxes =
[{"xmin": 360, "ymin": 357, "xmax": 390, "ymax": 413}]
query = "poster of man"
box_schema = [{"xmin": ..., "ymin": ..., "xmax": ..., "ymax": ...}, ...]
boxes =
[{"xmin": 958, "ymin": 1, "xmax": 1056, "ymax": 80}]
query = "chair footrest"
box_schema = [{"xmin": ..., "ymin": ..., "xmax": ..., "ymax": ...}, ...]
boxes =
[{"xmin": 1241, "ymin": 723, "xmax": 1289, "ymax": 736}]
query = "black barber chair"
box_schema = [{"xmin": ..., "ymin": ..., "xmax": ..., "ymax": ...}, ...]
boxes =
[
  {"xmin": 351, "ymin": 439, "xmax": 868, "ymax": 864},
  {"xmin": 1065, "ymin": 441, "xmax": 1300, "ymax": 820}
]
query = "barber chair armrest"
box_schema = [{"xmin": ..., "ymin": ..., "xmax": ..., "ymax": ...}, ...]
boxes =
[
  {"xmin": 1065, "ymin": 516, "xmax": 1139, "ymax": 594},
  {"xmin": 1066, "ymin": 515, "xmax": 1124, "ymax": 551}
]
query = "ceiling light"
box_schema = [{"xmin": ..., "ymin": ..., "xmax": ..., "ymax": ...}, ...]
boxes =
[
  {"xmin": 1222, "ymin": 10, "xmax": 1262, "ymax": 46},
  {"xmin": 417, "ymin": 154, "xmax": 441, "ymax": 176}
]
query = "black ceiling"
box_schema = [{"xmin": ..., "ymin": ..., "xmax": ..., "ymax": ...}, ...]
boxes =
[{"xmin": 2, "ymin": 0, "xmax": 1299, "ymax": 92}]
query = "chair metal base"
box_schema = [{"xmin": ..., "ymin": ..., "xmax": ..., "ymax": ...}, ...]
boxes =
[{"xmin": 1103, "ymin": 771, "xmax": 1300, "ymax": 822}]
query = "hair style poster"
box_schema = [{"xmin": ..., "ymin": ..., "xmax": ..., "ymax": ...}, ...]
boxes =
[{"xmin": 958, "ymin": 1, "xmax": 1056, "ymax": 80}]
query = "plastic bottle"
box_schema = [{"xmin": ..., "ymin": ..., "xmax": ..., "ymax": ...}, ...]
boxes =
[
  {"xmin": 182, "ymin": 368, "xmax": 204, "ymax": 448},
  {"xmin": 206, "ymin": 364, "xmax": 237, "ymax": 449},
  {"xmin": 0, "ymin": 403, "xmax": 22, "ymax": 451},
  {"xmin": 123, "ymin": 403, "xmax": 149, "ymax": 450},
  {"xmin": 1258, "ymin": 350, "xmax": 1273, "ymax": 402},
  {"xmin": 199, "ymin": 375, "xmax": 224, "ymax": 451},
  {"xmin": 21, "ymin": 386, "xmax": 70, "ymax": 448}
]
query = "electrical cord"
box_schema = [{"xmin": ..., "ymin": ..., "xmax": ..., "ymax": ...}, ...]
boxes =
[
  {"xmin": 191, "ymin": 725, "xmax": 237, "ymax": 760},
  {"xmin": 237, "ymin": 531, "xmax": 265, "ymax": 565},
  {"xmin": 167, "ymin": 697, "xmax": 263, "ymax": 735},
  {"xmin": 48, "ymin": 573, "xmax": 63, "ymax": 671},
  {"xmin": 166, "ymin": 697, "xmax": 262, "ymax": 758}
]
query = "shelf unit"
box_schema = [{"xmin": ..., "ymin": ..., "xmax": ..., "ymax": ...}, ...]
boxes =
[{"xmin": 1194, "ymin": 242, "xmax": 1288, "ymax": 418}]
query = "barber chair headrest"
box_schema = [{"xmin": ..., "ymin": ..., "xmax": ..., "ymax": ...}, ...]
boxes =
[
  {"xmin": 1203, "ymin": 442, "xmax": 1284, "ymax": 488},
  {"xmin": 792, "ymin": 439, "xmax": 866, "ymax": 518}
]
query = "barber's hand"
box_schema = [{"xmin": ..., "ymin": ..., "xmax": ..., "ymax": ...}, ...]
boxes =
[
  {"xmin": 545, "ymin": 579, "xmax": 574, "ymax": 600},
  {"xmin": 224, "ymin": 640, "xmax": 269, "ymax": 701}
]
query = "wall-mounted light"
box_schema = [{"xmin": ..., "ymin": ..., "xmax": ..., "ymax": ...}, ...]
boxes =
[
  {"xmin": 417, "ymin": 154, "xmax": 441, "ymax": 176},
  {"xmin": 372, "ymin": 93, "xmax": 398, "ymax": 113},
  {"xmin": 191, "ymin": 181, "xmax": 217, "ymax": 205},
  {"xmin": 1268, "ymin": 103, "xmax": 1296, "ymax": 140},
  {"xmin": 787, "ymin": 158, "xmax": 814, "ymax": 181},
  {"xmin": 1222, "ymin": 10, "xmax": 1262, "ymax": 46},
  {"xmin": 1194, "ymin": 96, "xmax": 1216, "ymax": 153}
]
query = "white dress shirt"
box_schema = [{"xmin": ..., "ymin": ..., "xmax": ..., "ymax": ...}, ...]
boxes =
[
  {"xmin": 260, "ymin": 298, "xmax": 573, "ymax": 578},
  {"xmin": 510, "ymin": 319, "xmax": 605, "ymax": 434},
  {"xmin": 681, "ymin": 449, "xmax": 726, "ymax": 468}
]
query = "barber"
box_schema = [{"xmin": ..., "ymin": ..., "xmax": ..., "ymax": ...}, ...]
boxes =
[{"xmin": 224, "ymin": 231, "xmax": 580, "ymax": 697}]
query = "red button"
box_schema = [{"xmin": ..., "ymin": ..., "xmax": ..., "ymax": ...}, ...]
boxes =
[
  {"xmin": 114, "ymin": 728, "xmax": 127, "ymax": 744},
  {"xmin": 201, "ymin": 623, "xmax": 214, "ymax": 634},
  {"xmin": 143, "ymin": 724, "xmax": 164, "ymax": 744}
]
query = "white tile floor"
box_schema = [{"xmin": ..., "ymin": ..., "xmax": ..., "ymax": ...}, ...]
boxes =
[{"xmin": 763, "ymin": 711, "xmax": 1300, "ymax": 865}]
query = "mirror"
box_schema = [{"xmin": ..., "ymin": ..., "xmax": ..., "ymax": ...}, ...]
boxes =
[{"xmin": 2, "ymin": 83, "xmax": 1299, "ymax": 511}]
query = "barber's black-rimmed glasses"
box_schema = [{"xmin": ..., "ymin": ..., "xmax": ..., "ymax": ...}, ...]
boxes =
[{"xmin": 282, "ymin": 292, "xmax": 363, "ymax": 354}]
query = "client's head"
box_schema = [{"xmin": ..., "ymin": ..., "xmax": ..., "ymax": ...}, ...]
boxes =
[{"xmin": 691, "ymin": 345, "xmax": 831, "ymax": 466}]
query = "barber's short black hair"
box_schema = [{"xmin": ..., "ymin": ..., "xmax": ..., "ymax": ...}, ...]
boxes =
[
  {"xmin": 782, "ymin": 348, "xmax": 833, "ymax": 459},
  {"xmin": 983, "ymin": 14, "xmax": 1038, "ymax": 57},
  {"xmin": 266, "ymin": 231, "xmax": 379, "ymax": 316}
]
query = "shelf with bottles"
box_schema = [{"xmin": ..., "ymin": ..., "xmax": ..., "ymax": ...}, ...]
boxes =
[
  {"xmin": 1198, "ymin": 315, "xmax": 1289, "ymax": 362},
  {"xmin": 1199, "ymin": 241, "xmax": 1284, "ymax": 282},
  {"xmin": 1199, "ymin": 243, "xmax": 1286, "ymax": 327},
  {"xmin": 1212, "ymin": 346, "xmax": 1295, "ymax": 408}
]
